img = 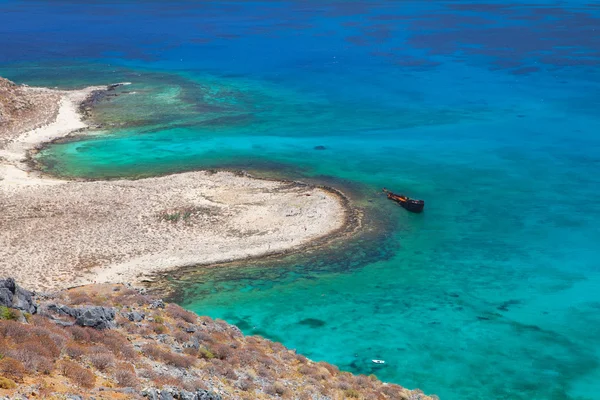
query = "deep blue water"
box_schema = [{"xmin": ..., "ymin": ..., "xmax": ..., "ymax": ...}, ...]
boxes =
[{"xmin": 1, "ymin": 1, "xmax": 600, "ymax": 399}]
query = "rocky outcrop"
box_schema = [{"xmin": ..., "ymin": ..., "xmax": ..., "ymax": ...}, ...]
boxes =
[
  {"xmin": 126, "ymin": 310, "xmax": 146, "ymax": 322},
  {"xmin": 0, "ymin": 280, "xmax": 437, "ymax": 400},
  {"xmin": 141, "ymin": 388, "xmax": 222, "ymax": 400},
  {"xmin": 0, "ymin": 277, "xmax": 36, "ymax": 314},
  {"xmin": 46, "ymin": 303, "xmax": 116, "ymax": 329}
]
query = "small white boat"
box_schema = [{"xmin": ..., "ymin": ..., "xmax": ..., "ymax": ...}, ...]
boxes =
[{"xmin": 372, "ymin": 359, "xmax": 386, "ymax": 364}]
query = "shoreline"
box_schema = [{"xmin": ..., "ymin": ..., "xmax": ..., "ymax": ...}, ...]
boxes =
[{"xmin": 0, "ymin": 79, "xmax": 360, "ymax": 293}]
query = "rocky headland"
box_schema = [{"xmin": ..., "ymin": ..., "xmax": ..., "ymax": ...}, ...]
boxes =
[{"xmin": 0, "ymin": 278, "xmax": 436, "ymax": 399}]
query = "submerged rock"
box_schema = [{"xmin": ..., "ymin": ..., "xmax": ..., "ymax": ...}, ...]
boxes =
[{"xmin": 314, "ymin": 145, "xmax": 327, "ymax": 150}]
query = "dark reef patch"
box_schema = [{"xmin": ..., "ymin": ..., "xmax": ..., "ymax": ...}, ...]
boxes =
[{"xmin": 298, "ymin": 318, "xmax": 326, "ymax": 328}]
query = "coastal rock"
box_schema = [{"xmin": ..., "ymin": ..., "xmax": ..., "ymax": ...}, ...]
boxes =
[
  {"xmin": 47, "ymin": 303, "xmax": 79, "ymax": 318},
  {"xmin": 141, "ymin": 389, "xmax": 159, "ymax": 400},
  {"xmin": 0, "ymin": 288, "xmax": 12, "ymax": 308},
  {"xmin": 195, "ymin": 390, "xmax": 222, "ymax": 400},
  {"xmin": 160, "ymin": 391, "xmax": 174, "ymax": 400},
  {"xmin": 179, "ymin": 391, "xmax": 196, "ymax": 400},
  {"xmin": 140, "ymin": 388, "xmax": 221, "ymax": 400},
  {"xmin": 0, "ymin": 278, "xmax": 36, "ymax": 314},
  {"xmin": 127, "ymin": 311, "xmax": 145, "ymax": 322},
  {"xmin": 46, "ymin": 304, "xmax": 115, "ymax": 329},
  {"xmin": 150, "ymin": 299, "xmax": 165, "ymax": 309},
  {"xmin": 76, "ymin": 306, "xmax": 116, "ymax": 329}
]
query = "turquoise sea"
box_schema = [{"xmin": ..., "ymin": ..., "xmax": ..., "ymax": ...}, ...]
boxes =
[{"xmin": 1, "ymin": 1, "xmax": 600, "ymax": 399}]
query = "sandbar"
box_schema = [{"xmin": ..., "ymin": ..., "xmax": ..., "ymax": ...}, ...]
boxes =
[{"xmin": 0, "ymin": 78, "xmax": 354, "ymax": 292}]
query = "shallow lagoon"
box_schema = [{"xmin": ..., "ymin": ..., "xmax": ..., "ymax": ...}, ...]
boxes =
[{"xmin": 1, "ymin": 1, "xmax": 600, "ymax": 399}]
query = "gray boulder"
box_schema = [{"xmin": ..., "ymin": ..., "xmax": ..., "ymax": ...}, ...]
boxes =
[
  {"xmin": 150, "ymin": 299, "xmax": 165, "ymax": 309},
  {"xmin": 76, "ymin": 306, "xmax": 116, "ymax": 329},
  {"xmin": 0, "ymin": 288, "xmax": 12, "ymax": 308},
  {"xmin": 179, "ymin": 391, "xmax": 196, "ymax": 400},
  {"xmin": 46, "ymin": 304, "xmax": 115, "ymax": 329},
  {"xmin": 195, "ymin": 390, "xmax": 222, "ymax": 400},
  {"xmin": 0, "ymin": 278, "xmax": 36, "ymax": 314},
  {"xmin": 127, "ymin": 311, "xmax": 145, "ymax": 322},
  {"xmin": 141, "ymin": 389, "xmax": 159, "ymax": 400},
  {"xmin": 159, "ymin": 392, "xmax": 174, "ymax": 400},
  {"xmin": 47, "ymin": 304, "xmax": 79, "ymax": 318}
]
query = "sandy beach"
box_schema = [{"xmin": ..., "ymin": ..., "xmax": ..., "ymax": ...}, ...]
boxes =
[{"xmin": 0, "ymin": 78, "xmax": 353, "ymax": 292}]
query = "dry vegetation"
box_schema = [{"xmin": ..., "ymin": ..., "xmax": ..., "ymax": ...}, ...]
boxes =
[{"xmin": 0, "ymin": 284, "xmax": 436, "ymax": 400}]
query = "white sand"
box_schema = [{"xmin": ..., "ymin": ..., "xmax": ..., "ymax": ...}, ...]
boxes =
[{"xmin": 0, "ymin": 83, "xmax": 351, "ymax": 292}]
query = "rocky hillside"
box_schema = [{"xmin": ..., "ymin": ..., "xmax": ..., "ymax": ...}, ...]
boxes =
[
  {"xmin": 0, "ymin": 77, "xmax": 62, "ymax": 140},
  {"xmin": 0, "ymin": 278, "xmax": 436, "ymax": 400}
]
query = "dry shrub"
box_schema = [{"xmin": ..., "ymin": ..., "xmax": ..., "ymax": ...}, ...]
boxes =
[
  {"xmin": 0, "ymin": 377, "xmax": 17, "ymax": 389},
  {"xmin": 257, "ymin": 365, "xmax": 275, "ymax": 380},
  {"xmin": 344, "ymin": 388, "xmax": 361, "ymax": 398},
  {"xmin": 198, "ymin": 347, "xmax": 215, "ymax": 360},
  {"xmin": 161, "ymin": 350, "xmax": 196, "ymax": 368},
  {"xmin": 356, "ymin": 374, "xmax": 375, "ymax": 389},
  {"xmin": 193, "ymin": 331, "xmax": 214, "ymax": 344},
  {"xmin": 319, "ymin": 361, "xmax": 339, "ymax": 377},
  {"xmin": 183, "ymin": 347, "xmax": 199, "ymax": 357},
  {"xmin": 265, "ymin": 381, "xmax": 289, "ymax": 397},
  {"xmin": 97, "ymin": 330, "xmax": 137, "ymax": 359},
  {"xmin": 295, "ymin": 353, "xmax": 308, "ymax": 364},
  {"xmin": 299, "ymin": 364, "xmax": 315, "ymax": 375},
  {"xmin": 166, "ymin": 303, "xmax": 197, "ymax": 324},
  {"xmin": 64, "ymin": 341, "xmax": 88, "ymax": 359},
  {"xmin": 152, "ymin": 323, "xmax": 167, "ymax": 334},
  {"xmin": 211, "ymin": 343, "xmax": 232, "ymax": 360},
  {"xmin": 151, "ymin": 372, "xmax": 185, "ymax": 388},
  {"xmin": 222, "ymin": 367, "xmax": 238, "ymax": 380},
  {"xmin": 7, "ymin": 342, "xmax": 57, "ymax": 373},
  {"xmin": 60, "ymin": 360, "xmax": 95, "ymax": 388},
  {"xmin": 141, "ymin": 343, "xmax": 195, "ymax": 368},
  {"xmin": 0, "ymin": 320, "xmax": 29, "ymax": 341},
  {"xmin": 183, "ymin": 379, "xmax": 208, "ymax": 392},
  {"xmin": 297, "ymin": 388, "xmax": 319, "ymax": 400},
  {"xmin": 141, "ymin": 343, "xmax": 163, "ymax": 360},
  {"xmin": 268, "ymin": 341, "xmax": 286, "ymax": 353},
  {"xmin": 115, "ymin": 368, "xmax": 139, "ymax": 388},
  {"xmin": 236, "ymin": 378, "xmax": 254, "ymax": 392},
  {"xmin": 238, "ymin": 348, "xmax": 259, "ymax": 366},
  {"xmin": 90, "ymin": 352, "xmax": 115, "ymax": 371},
  {"xmin": 174, "ymin": 330, "xmax": 191, "ymax": 344},
  {"xmin": 69, "ymin": 325, "xmax": 92, "ymax": 342},
  {"xmin": 114, "ymin": 289, "xmax": 150, "ymax": 307},
  {"xmin": 67, "ymin": 325, "xmax": 103, "ymax": 344},
  {"xmin": 0, "ymin": 357, "xmax": 27, "ymax": 382},
  {"xmin": 68, "ymin": 291, "xmax": 93, "ymax": 305}
]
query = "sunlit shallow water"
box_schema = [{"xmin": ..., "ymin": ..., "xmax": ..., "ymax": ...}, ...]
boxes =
[{"xmin": 2, "ymin": 1, "xmax": 600, "ymax": 399}]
